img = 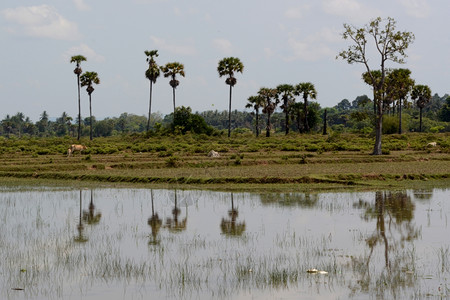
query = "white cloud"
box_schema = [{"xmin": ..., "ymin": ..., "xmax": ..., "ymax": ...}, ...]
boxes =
[
  {"xmin": 212, "ymin": 38, "xmax": 233, "ymax": 55},
  {"xmin": 398, "ymin": 0, "xmax": 431, "ymax": 18},
  {"xmin": 73, "ymin": 0, "xmax": 91, "ymax": 11},
  {"xmin": 1, "ymin": 5, "xmax": 81, "ymax": 40},
  {"xmin": 286, "ymin": 27, "xmax": 340, "ymax": 61},
  {"xmin": 63, "ymin": 44, "xmax": 105, "ymax": 63},
  {"xmin": 284, "ymin": 5, "xmax": 311, "ymax": 19},
  {"xmin": 322, "ymin": 0, "xmax": 381, "ymax": 22},
  {"xmin": 150, "ymin": 36, "xmax": 197, "ymax": 56}
]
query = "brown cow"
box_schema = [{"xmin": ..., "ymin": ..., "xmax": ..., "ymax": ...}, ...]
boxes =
[{"xmin": 68, "ymin": 144, "xmax": 87, "ymax": 156}]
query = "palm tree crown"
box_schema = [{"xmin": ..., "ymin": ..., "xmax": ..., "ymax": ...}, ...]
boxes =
[
  {"xmin": 161, "ymin": 62, "xmax": 185, "ymax": 88},
  {"xmin": 217, "ymin": 57, "xmax": 244, "ymax": 86},
  {"xmin": 145, "ymin": 50, "xmax": 160, "ymax": 83}
]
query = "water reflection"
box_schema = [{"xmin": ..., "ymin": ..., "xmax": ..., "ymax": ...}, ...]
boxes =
[
  {"xmin": 1, "ymin": 187, "xmax": 449, "ymax": 300},
  {"xmin": 165, "ymin": 189, "xmax": 187, "ymax": 233},
  {"xmin": 351, "ymin": 191, "xmax": 421, "ymax": 297},
  {"xmin": 148, "ymin": 189, "xmax": 162, "ymax": 245},
  {"xmin": 260, "ymin": 192, "xmax": 319, "ymax": 207},
  {"xmin": 74, "ymin": 190, "xmax": 88, "ymax": 243},
  {"xmin": 220, "ymin": 193, "xmax": 246, "ymax": 237},
  {"xmin": 83, "ymin": 189, "xmax": 102, "ymax": 225}
]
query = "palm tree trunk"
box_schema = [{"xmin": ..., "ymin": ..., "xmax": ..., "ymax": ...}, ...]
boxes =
[
  {"xmin": 172, "ymin": 87, "xmax": 176, "ymax": 117},
  {"xmin": 89, "ymin": 94, "xmax": 93, "ymax": 140},
  {"xmin": 77, "ymin": 74, "xmax": 81, "ymax": 140},
  {"xmin": 398, "ymin": 98, "xmax": 402, "ymax": 134},
  {"xmin": 323, "ymin": 109, "xmax": 327, "ymax": 135},
  {"xmin": 285, "ymin": 103, "xmax": 289, "ymax": 135},
  {"xmin": 266, "ymin": 112, "xmax": 271, "ymax": 137},
  {"xmin": 304, "ymin": 97, "xmax": 309, "ymax": 132},
  {"xmin": 419, "ymin": 107, "xmax": 423, "ymax": 132},
  {"xmin": 255, "ymin": 111, "xmax": 260, "ymax": 137},
  {"xmin": 147, "ymin": 81, "xmax": 153, "ymax": 132},
  {"xmin": 228, "ymin": 85, "xmax": 232, "ymax": 138}
]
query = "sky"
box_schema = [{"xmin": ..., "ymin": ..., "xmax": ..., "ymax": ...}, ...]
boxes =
[{"xmin": 1, "ymin": 0, "xmax": 449, "ymax": 122}]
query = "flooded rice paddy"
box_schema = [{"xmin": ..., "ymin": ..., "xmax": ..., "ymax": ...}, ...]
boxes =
[{"xmin": 0, "ymin": 186, "xmax": 449, "ymax": 299}]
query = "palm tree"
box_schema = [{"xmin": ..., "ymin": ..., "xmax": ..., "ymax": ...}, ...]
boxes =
[
  {"xmin": 161, "ymin": 62, "xmax": 185, "ymax": 117},
  {"xmin": 217, "ymin": 57, "xmax": 244, "ymax": 137},
  {"xmin": 245, "ymin": 95, "xmax": 265, "ymax": 137},
  {"xmin": 258, "ymin": 87, "xmax": 279, "ymax": 137},
  {"xmin": 70, "ymin": 55, "xmax": 87, "ymax": 140},
  {"xmin": 276, "ymin": 84, "xmax": 295, "ymax": 135},
  {"xmin": 384, "ymin": 69, "xmax": 414, "ymax": 134},
  {"xmin": 295, "ymin": 82, "xmax": 317, "ymax": 132},
  {"xmin": 80, "ymin": 71, "xmax": 100, "ymax": 140},
  {"xmin": 411, "ymin": 84, "xmax": 431, "ymax": 132},
  {"xmin": 145, "ymin": 50, "xmax": 160, "ymax": 132}
]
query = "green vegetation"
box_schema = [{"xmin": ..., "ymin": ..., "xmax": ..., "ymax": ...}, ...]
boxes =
[{"xmin": 0, "ymin": 133, "xmax": 448, "ymax": 190}]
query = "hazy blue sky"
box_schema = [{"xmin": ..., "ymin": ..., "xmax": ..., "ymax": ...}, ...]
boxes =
[{"xmin": 1, "ymin": 0, "xmax": 449, "ymax": 121}]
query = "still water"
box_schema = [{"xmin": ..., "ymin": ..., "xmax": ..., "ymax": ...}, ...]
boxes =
[{"xmin": 0, "ymin": 186, "xmax": 449, "ymax": 299}]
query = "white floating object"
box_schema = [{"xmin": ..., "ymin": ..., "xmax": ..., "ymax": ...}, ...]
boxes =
[{"xmin": 307, "ymin": 268, "xmax": 328, "ymax": 274}]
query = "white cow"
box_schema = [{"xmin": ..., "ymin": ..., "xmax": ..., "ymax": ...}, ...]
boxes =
[
  {"xmin": 68, "ymin": 144, "xmax": 87, "ymax": 156},
  {"xmin": 427, "ymin": 142, "xmax": 437, "ymax": 147},
  {"xmin": 207, "ymin": 150, "xmax": 220, "ymax": 158}
]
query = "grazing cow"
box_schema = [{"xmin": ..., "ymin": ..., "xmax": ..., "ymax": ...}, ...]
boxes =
[
  {"xmin": 207, "ymin": 150, "xmax": 220, "ymax": 158},
  {"xmin": 427, "ymin": 142, "xmax": 437, "ymax": 147},
  {"xmin": 68, "ymin": 144, "xmax": 87, "ymax": 156}
]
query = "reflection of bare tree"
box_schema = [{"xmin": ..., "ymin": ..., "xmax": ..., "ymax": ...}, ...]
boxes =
[
  {"xmin": 83, "ymin": 190, "xmax": 102, "ymax": 225},
  {"xmin": 165, "ymin": 190, "xmax": 187, "ymax": 233},
  {"xmin": 148, "ymin": 190, "xmax": 162, "ymax": 245},
  {"xmin": 221, "ymin": 193, "xmax": 246, "ymax": 237},
  {"xmin": 259, "ymin": 193, "xmax": 318, "ymax": 208},
  {"xmin": 351, "ymin": 191, "xmax": 420, "ymax": 297},
  {"xmin": 74, "ymin": 190, "xmax": 88, "ymax": 243}
]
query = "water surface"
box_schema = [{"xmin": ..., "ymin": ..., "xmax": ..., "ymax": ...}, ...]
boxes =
[{"xmin": 0, "ymin": 186, "xmax": 449, "ymax": 299}]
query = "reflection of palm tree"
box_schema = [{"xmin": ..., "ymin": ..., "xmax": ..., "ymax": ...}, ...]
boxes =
[
  {"xmin": 220, "ymin": 193, "xmax": 246, "ymax": 237},
  {"xmin": 83, "ymin": 190, "xmax": 102, "ymax": 225},
  {"xmin": 74, "ymin": 190, "xmax": 88, "ymax": 243},
  {"xmin": 165, "ymin": 190, "xmax": 187, "ymax": 233},
  {"xmin": 148, "ymin": 190, "xmax": 162, "ymax": 245}
]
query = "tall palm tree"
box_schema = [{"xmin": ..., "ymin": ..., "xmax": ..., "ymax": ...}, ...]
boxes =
[
  {"xmin": 217, "ymin": 57, "xmax": 244, "ymax": 137},
  {"xmin": 245, "ymin": 95, "xmax": 265, "ymax": 137},
  {"xmin": 80, "ymin": 71, "xmax": 100, "ymax": 140},
  {"xmin": 295, "ymin": 82, "xmax": 317, "ymax": 132},
  {"xmin": 145, "ymin": 50, "xmax": 160, "ymax": 132},
  {"xmin": 276, "ymin": 84, "xmax": 295, "ymax": 135},
  {"xmin": 411, "ymin": 84, "xmax": 431, "ymax": 132},
  {"xmin": 258, "ymin": 87, "xmax": 279, "ymax": 137},
  {"xmin": 161, "ymin": 62, "xmax": 185, "ymax": 117},
  {"xmin": 70, "ymin": 55, "xmax": 87, "ymax": 140}
]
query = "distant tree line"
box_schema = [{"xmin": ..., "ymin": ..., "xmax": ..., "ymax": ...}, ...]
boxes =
[{"xmin": 1, "ymin": 93, "xmax": 448, "ymax": 138}]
